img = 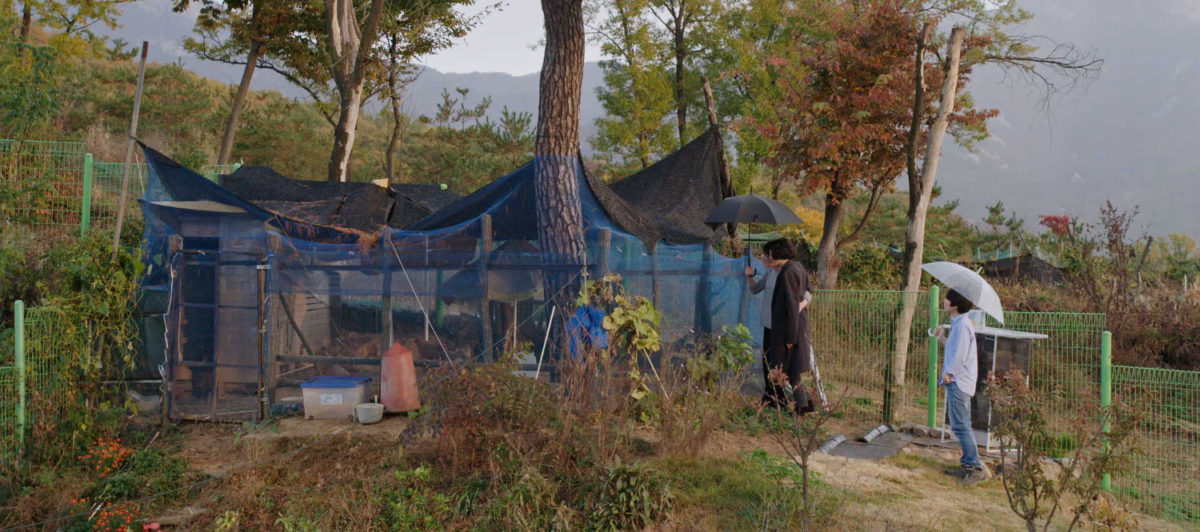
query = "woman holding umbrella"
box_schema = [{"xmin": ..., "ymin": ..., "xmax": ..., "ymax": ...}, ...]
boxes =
[{"xmin": 756, "ymin": 238, "xmax": 815, "ymax": 415}]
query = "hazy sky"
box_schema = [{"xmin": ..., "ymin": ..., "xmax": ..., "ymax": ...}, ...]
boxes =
[
  {"xmin": 117, "ymin": 0, "xmax": 598, "ymax": 77},
  {"xmin": 424, "ymin": 1, "xmax": 601, "ymax": 75}
]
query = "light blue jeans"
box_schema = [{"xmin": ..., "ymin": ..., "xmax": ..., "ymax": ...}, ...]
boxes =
[{"xmin": 947, "ymin": 382, "xmax": 982, "ymax": 469}]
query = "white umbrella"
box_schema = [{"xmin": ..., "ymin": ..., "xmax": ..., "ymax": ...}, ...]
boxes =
[{"xmin": 921, "ymin": 261, "xmax": 1004, "ymax": 325}]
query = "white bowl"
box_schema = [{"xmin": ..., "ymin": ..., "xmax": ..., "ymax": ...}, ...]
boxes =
[{"xmin": 355, "ymin": 403, "xmax": 384, "ymax": 424}]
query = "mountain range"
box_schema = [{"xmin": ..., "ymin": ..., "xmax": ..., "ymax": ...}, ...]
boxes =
[{"xmin": 106, "ymin": 0, "xmax": 1200, "ymax": 239}]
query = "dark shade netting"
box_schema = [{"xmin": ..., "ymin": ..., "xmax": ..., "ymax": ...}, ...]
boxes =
[
  {"xmin": 609, "ymin": 127, "xmax": 726, "ymax": 244},
  {"xmin": 219, "ymin": 165, "xmax": 464, "ymax": 233},
  {"xmin": 138, "ymin": 133, "xmax": 765, "ymax": 422}
]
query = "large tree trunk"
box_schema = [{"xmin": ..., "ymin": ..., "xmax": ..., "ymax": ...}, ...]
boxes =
[
  {"xmin": 816, "ymin": 192, "xmax": 849, "ymax": 289},
  {"xmin": 328, "ymin": 87, "xmax": 363, "ymax": 182},
  {"xmin": 886, "ymin": 26, "xmax": 963, "ymax": 423},
  {"xmin": 385, "ymin": 93, "xmax": 402, "ymax": 185},
  {"xmin": 537, "ymin": 0, "xmax": 588, "ymax": 359},
  {"xmin": 325, "ymin": 0, "xmax": 386, "ymax": 182},
  {"xmin": 20, "ymin": 2, "xmax": 32, "ymax": 40},
  {"xmin": 217, "ymin": 9, "xmax": 263, "ymax": 166}
]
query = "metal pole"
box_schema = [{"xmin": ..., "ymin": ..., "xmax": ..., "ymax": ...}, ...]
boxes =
[
  {"xmin": 111, "ymin": 41, "xmax": 149, "ymax": 261},
  {"xmin": 535, "ymin": 306, "xmax": 557, "ymax": 379},
  {"xmin": 257, "ymin": 261, "xmax": 268, "ymax": 422},
  {"xmin": 1100, "ymin": 330, "xmax": 1112, "ymax": 491},
  {"xmin": 14, "ymin": 300, "xmax": 26, "ymax": 457},
  {"xmin": 80, "ymin": 153, "xmax": 93, "ymax": 238},
  {"xmin": 927, "ymin": 285, "xmax": 940, "ymax": 427}
]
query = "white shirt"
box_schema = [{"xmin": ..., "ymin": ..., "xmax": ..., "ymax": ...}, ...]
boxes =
[{"xmin": 941, "ymin": 313, "xmax": 978, "ymax": 396}]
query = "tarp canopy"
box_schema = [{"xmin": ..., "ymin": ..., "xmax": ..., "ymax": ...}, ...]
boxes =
[
  {"xmin": 409, "ymin": 127, "xmax": 729, "ymax": 249},
  {"xmin": 220, "ymin": 166, "xmax": 463, "ymax": 233},
  {"xmin": 609, "ymin": 127, "xmax": 726, "ymax": 244}
]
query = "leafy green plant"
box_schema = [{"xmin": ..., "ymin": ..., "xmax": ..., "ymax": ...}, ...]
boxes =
[
  {"xmin": 686, "ymin": 324, "xmax": 755, "ymax": 391},
  {"xmin": 214, "ymin": 510, "xmax": 241, "ymax": 532},
  {"xmin": 602, "ymin": 292, "xmax": 662, "ymax": 356},
  {"xmin": 586, "ymin": 458, "xmax": 672, "ymax": 531},
  {"xmin": 838, "ymin": 245, "xmax": 901, "ymax": 288},
  {"xmin": 380, "ymin": 466, "xmax": 453, "ymax": 531},
  {"xmin": 275, "ymin": 514, "xmax": 320, "ymax": 532}
]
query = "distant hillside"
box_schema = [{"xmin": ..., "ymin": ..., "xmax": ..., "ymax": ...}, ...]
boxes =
[
  {"xmin": 935, "ymin": 0, "xmax": 1200, "ymax": 238},
  {"xmin": 399, "ymin": 63, "xmax": 605, "ymax": 150}
]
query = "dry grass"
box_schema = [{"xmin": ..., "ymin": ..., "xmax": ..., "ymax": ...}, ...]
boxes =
[{"xmin": 112, "ymin": 416, "xmax": 1192, "ymax": 531}]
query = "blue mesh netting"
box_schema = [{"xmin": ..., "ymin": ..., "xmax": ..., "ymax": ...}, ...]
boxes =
[{"xmin": 139, "ymin": 142, "xmax": 764, "ymax": 421}]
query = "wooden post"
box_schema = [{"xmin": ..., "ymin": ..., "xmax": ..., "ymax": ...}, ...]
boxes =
[
  {"xmin": 479, "ymin": 215, "xmax": 493, "ymax": 362},
  {"xmin": 737, "ymin": 250, "xmax": 750, "ymax": 325},
  {"xmin": 650, "ymin": 245, "xmax": 661, "ymax": 310},
  {"xmin": 701, "ymin": 77, "xmax": 736, "ymax": 239},
  {"xmin": 598, "ymin": 228, "xmax": 611, "ymax": 278},
  {"xmin": 381, "ymin": 231, "xmax": 394, "ymax": 354},
  {"xmin": 695, "ymin": 244, "xmax": 714, "ymax": 332},
  {"xmin": 434, "ymin": 269, "xmax": 445, "ymax": 328},
  {"xmin": 112, "ymin": 41, "xmax": 149, "ymax": 261},
  {"xmin": 164, "ymin": 235, "xmax": 182, "ymax": 425}
]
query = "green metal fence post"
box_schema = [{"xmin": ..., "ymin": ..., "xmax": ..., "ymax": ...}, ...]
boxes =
[
  {"xmin": 927, "ymin": 285, "xmax": 940, "ymax": 427},
  {"xmin": 1100, "ymin": 330, "xmax": 1112, "ymax": 491},
  {"xmin": 80, "ymin": 153, "xmax": 93, "ymax": 237},
  {"xmin": 14, "ymin": 300, "xmax": 26, "ymax": 456}
]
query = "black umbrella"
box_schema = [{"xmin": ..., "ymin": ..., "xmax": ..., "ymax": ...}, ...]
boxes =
[
  {"xmin": 704, "ymin": 194, "xmax": 803, "ymax": 226},
  {"xmin": 705, "ymin": 194, "xmax": 803, "ymax": 267}
]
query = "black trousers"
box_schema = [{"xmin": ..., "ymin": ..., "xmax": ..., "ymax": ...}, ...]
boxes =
[{"xmin": 762, "ymin": 328, "xmax": 815, "ymax": 413}]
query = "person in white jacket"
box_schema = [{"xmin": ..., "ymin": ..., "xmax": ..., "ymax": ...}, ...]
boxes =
[{"xmin": 935, "ymin": 289, "xmax": 990, "ymax": 486}]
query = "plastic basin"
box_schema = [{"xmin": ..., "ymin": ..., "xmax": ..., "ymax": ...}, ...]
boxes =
[{"xmin": 355, "ymin": 403, "xmax": 384, "ymax": 425}]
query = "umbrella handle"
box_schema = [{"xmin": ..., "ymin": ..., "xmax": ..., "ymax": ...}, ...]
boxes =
[{"xmin": 744, "ymin": 246, "xmax": 752, "ymax": 272}]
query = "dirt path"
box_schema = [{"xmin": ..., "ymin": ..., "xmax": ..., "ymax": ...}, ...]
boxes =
[{"xmin": 696, "ymin": 428, "xmax": 1186, "ymax": 531}]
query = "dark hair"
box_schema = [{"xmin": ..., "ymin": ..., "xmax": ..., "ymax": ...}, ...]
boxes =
[
  {"xmin": 765, "ymin": 238, "xmax": 796, "ymax": 260},
  {"xmin": 945, "ymin": 289, "xmax": 974, "ymax": 314}
]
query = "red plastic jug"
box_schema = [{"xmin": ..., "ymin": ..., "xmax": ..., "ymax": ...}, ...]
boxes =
[{"xmin": 381, "ymin": 343, "xmax": 420, "ymax": 413}]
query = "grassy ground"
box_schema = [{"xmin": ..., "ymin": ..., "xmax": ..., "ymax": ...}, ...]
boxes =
[{"xmin": 90, "ymin": 415, "xmax": 1182, "ymax": 531}]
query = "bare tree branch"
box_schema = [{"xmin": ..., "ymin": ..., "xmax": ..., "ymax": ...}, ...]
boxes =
[{"xmin": 837, "ymin": 178, "xmax": 890, "ymax": 250}]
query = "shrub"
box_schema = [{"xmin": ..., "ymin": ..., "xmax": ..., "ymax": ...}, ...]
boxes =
[
  {"xmin": 379, "ymin": 466, "xmax": 454, "ymax": 531},
  {"xmin": 586, "ymin": 458, "xmax": 673, "ymax": 531},
  {"xmin": 988, "ymin": 369, "xmax": 1143, "ymax": 531}
]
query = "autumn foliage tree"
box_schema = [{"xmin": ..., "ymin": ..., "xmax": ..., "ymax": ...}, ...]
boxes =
[{"xmin": 747, "ymin": 0, "xmax": 992, "ymax": 288}]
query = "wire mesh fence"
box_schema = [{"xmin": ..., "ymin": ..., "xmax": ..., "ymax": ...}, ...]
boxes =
[
  {"xmin": 983, "ymin": 312, "xmax": 1107, "ymax": 429},
  {"xmin": 90, "ymin": 161, "xmax": 238, "ymax": 232},
  {"xmin": 22, "ymin": 306, "xmax": 77, "ymax": 432},
  {"xmin": 809, "ymin": 290, "xmax": 934, "ymax": 425},
  {"xmin": 1111, "ymin": 365, "xmax": 1200, "ymax": 522},
  {"xmin": 0, "ymin": 365, "xmax": 17, "ymax": 470},
  {"xmin": 0, "ymin": 304, "xmax": 78, "ymax": 472},
  {"xmin": 0, "ymin": 139, "xmax": 87, "ymax": 248},
  {"xmin": 1, "ymin": 137, "xmax": 239, "ymax": 250}
]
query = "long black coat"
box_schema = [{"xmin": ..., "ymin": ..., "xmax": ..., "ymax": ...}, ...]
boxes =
[{"xmin": 768, "ymin": 260, "xmax": 812, "ymax": 379}]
